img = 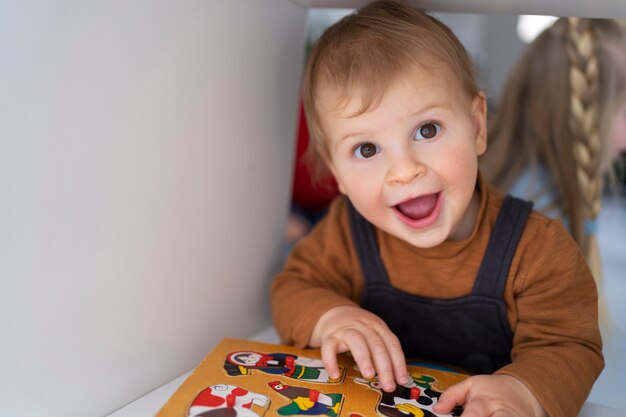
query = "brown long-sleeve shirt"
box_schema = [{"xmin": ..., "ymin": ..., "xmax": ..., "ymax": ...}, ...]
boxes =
[{"xmin": 271, "ymin": 180, "xmax": 603, "ymax": 417}]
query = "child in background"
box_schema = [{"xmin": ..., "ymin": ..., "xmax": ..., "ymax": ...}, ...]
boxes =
[
  {"xmin": 271, "ymin": 2, "xmax": 603, "ymax": 417},
  {"xmin": 481, "ymin": 18, "xmax": 626, "ymax": 283}
]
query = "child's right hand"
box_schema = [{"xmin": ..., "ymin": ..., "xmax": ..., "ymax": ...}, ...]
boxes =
[{"xmin": 309, "ymin": 305, "xmax": 409, "ymax": 392}]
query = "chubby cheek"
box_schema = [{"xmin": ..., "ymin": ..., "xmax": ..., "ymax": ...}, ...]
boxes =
[
  {"xmin": 342, "ymin": 171, "xmax": 381, "ymax": 203},
  {"xmin": 436, "ymin": 152, "xmax": 479, "ymax": 220},
  {"xmin": 333, "ymin": 161, "xmax": 384, "ymax": 205},
  {"xmin": 439, "ymin": 145, "xmax": 478, "ymax": 185}
]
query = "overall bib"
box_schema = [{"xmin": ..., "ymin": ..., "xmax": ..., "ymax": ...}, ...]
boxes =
[{"xmin": 347, "ymin": 195, "xmax": 533, "ymax": 374}]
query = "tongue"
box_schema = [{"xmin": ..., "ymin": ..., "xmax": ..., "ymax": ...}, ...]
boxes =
[{"xmin": 397, "ymin": 194, "xmax": 438, "ymax": 220}]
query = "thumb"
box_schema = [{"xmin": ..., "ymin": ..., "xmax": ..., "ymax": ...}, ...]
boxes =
[{"xmin": 433, "ymin": 378, "xmax": 471, "ymax": 414}]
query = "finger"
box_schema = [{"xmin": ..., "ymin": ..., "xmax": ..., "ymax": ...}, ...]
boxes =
[
  {"xmin": 341, "ymin": 329, "xmax": 376, "ymax": 380},
  {"xmin": 433, "ymin": 378, "xmax": 471, "ymax": 414},
  {"xmin": 320, "ymin": 337, "xmax": 343, "ymax": 380},
  {"xmin": 367, "ymin": 335, "xmax": 397, "ymax": 392},
  {"xmin": 381, "ymin": 332, "xmax": 409, "ymax": 385},
  {"xmin": 449, "ymin": 400, "xmax": 489, "ymax": 417}
]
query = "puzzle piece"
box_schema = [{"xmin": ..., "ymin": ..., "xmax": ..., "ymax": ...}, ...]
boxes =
[
  {"xmin": 223, "ymin": 350, "xmax": 345, "ymax": 383},
  {"xmin": 188, "ymin": 384, "xmax": 269, "ymax": 417},
  {"xmin": 268, "ymin": 380, "xmax": 343, "ymax": 416},
  {"xmin": 353, "ymin": 374, "xmax": 462, "ymax": 417}
]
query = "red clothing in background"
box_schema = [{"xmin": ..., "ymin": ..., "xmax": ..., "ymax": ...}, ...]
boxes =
[{"xmin": 291, "ymin": 103, "xmax": 339, "ymax": 213}]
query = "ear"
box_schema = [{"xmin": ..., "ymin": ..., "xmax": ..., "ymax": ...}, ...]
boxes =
[{"xmin": 472, "ymin": 93, "xmax": 488, "ymax": 156}]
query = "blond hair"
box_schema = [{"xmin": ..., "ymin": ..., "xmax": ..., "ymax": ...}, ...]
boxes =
[
  {"xmin": 481, "ymin": 18, "xmax": 626, "ymax": 283},
  {"xmin": 301, "ymin": 0, "xmax": 479, "ymax": 179}
]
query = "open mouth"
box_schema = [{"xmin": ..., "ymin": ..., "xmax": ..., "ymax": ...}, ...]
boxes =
[{"xmin": 393, "ymin": 192, "xmax": 441, "ymax": 227}]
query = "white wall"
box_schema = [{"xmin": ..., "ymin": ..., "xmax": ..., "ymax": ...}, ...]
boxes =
[
  {"xmin": 312, "ymin": 0, "xmax": 626, "ymax": 18},
  {"xmin": 0, "ymin": 1, "xmax": 307, "ymax": 415}
]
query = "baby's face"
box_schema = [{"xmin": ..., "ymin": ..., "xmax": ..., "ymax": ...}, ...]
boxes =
[{"xmin": 318, "ymin": 66, "xmax": 487, "ymax": 248}]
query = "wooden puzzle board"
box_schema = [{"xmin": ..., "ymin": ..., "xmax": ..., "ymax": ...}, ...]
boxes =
[{"xmin": 156, "ymin": 338, "xmax": 469, "ymax": 417}]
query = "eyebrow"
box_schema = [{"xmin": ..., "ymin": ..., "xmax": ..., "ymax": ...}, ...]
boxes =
[
  {"xmin": 338, "ymin": 130, "xmax": 369, "ymax": 144},
  {"xmin": 412, "ymin": 102, "xmax": 452, "ymax": 117}
]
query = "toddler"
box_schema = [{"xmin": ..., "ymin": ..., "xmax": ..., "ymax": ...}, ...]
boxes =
[{"xmin": 271, "ymin": 2, "xmax": 604, "ymax": 416}]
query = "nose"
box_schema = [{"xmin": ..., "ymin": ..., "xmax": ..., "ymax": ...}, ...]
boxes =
[{"xmin": 385, "ymin": 152, "xmax": 426, "ymax": 185}]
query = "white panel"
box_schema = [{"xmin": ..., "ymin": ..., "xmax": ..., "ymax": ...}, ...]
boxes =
[
  {"xmin": 0, "ymin": 1, "xmax": 307, "ymax": 416},
  {"xmin": 308, "ymin": 0, "xmax": 626, "ymax": 18}
]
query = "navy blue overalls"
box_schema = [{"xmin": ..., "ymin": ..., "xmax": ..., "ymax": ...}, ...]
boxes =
[{"xmin": 347, "ymin": 195, "xmax": 533, "ymax": 374}]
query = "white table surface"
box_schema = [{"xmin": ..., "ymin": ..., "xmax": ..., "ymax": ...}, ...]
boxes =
[{"xmin": 106, "ymin": 327, "xmax": 616, "ymax": 417}]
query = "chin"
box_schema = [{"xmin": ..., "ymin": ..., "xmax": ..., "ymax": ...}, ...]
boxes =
[{"xmin": 401, "ymin": 228, "xmax": 448, "ymax": 249}]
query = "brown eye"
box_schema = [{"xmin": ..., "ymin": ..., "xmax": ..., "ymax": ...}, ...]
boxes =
[
  {"xmin": 355, "ymin": 142, "xmax": 379, "ymax": 159},
  {"xmin": 414, "ymin": 122, "xmax": 440, "ymax": 141}
]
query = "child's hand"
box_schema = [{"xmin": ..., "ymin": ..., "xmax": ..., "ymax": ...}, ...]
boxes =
[
  {"xmin": 310, "ymin": 305, "xmax": 409, "ymax": 392},
  {"xmin": 433, "ymin": 374, "xmax": 547, "ymax": 417}
]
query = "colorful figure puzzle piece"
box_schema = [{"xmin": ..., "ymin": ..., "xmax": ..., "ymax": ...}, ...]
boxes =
[
  {"xmin": 354, "ymin": 373, "xmax": 462, "ymax": 417},
  {"xmin": 268, "ymin": 380, "xmax": 344, "ymax": 416},
  {"xmin": 223, "ymin": 350, "xmax": 345, "ymax": 383},
  {"xmin": 187, "ymin": 384, "xmax": 269, "ymax": 417}
]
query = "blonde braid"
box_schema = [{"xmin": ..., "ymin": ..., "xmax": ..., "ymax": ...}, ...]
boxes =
[{"xmin": 565, "ymin": 17, "xmax": 603, "ymax": 283}]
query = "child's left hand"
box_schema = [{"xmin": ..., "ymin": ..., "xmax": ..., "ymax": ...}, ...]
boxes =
[{"xmin": 433, "ymin": 374, "xmax": 547, "ymax": 417}]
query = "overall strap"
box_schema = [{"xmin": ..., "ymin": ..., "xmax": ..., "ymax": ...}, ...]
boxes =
[
  {"xmin": 471, "ymin": 195, "xmax": 534, "ymax": 298},
  {"xmin": 346, "ymin": 199, "xmax": 389, "ymax": 285}
]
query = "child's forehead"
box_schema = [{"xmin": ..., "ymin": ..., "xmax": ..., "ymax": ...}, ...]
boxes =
[{"xmin": 315, "ymin": 64, "xmax": 464, "ymax": 119}]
